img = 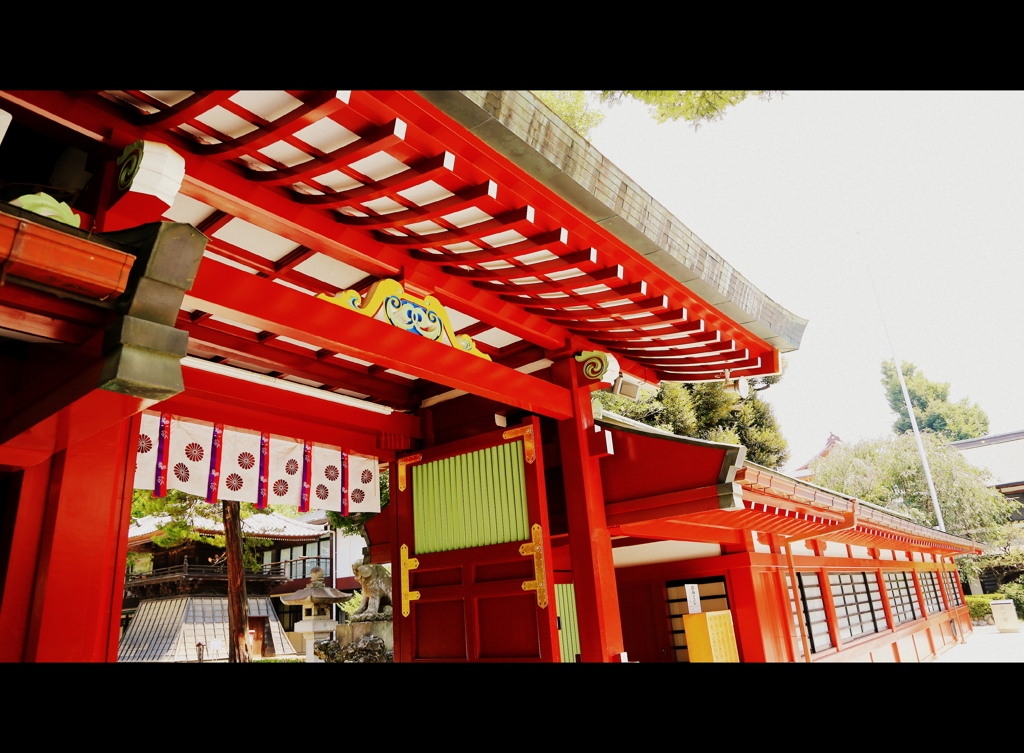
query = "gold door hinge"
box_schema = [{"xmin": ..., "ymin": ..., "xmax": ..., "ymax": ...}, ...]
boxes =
[
  {"xmin": 397, "ymin": 454, "xmax": 422, "ymax": 492},
  {"xmin": 400, "ymin": 544, "xmax": 420, "ymax": 617},
  {"xmin": 519, "ymin": 523, "xmax": 548, "ymax": 608},
  {"xmin": 502, "ymin": 425, "xmax": 535, "ymax": 464}
]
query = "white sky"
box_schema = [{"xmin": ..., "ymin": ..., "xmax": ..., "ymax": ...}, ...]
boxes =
[{"xmin": 587, "ymin": 91, "xmax": 1024, "ymax": 473}]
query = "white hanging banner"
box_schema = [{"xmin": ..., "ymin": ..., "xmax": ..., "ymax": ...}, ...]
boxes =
[
  {"xmin": 132, "ymin": 412, "xmax": 377, "ymax": 516},
  {"xmin": 266, "ymin": 436, "xmax": 303, "ymax": 507},
  {"xmin": 309, "ymin": 445, "xmax": 344, "ymax": 512},
  {"xmin": 166, "ymin": 418, "xmax": 214, "ymax": 498},
  {"xmin": 217, "ymin": 427, "xmax": 261, "ymax": 505},
  {"xmin": 134, "ymin": 412, "xmax": 161, "ymax": 491},
  {"xmin": 347, "ymin": 454, "xmax": 380, "ymax": 513}
]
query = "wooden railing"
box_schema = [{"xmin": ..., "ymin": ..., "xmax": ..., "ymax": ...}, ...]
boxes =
[{"xmin": 124, "ymin": 556, "xmax": 332, "ymax": 585}]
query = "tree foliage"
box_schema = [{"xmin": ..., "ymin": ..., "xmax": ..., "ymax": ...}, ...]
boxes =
[
  {"xmin": 131, "ymin": 489, "xmax": 272, "ymax": 572},
  {"xmin": 809, "ymin": 434, "xmax": 1016, "ymax": 547},
  {"xmin": 533, "ymin": 91, "xmax": 605, "ymax": 139},
  {"xmin": 534, "ymin": 90, "xmax": 782, "ymax": 138},
  {"xmin": 881, "ymin": 360, "xmax": 989, "ymax": 440},
  {"xmin": 593, "ymin": 372, "xmax": 789, "ymax": 469},
  {"xmin": 967, "ymin": 525, "xmax": 1024, "ymax": 588},
  {"xmin": 599, "ymin": 90, "xmax": 783, "ymax": 129},
  {"xmin": 325, "ymin": 469, "xmax": 390, "ymax": 566}
]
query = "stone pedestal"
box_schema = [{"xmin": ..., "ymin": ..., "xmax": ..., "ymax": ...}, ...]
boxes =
[
  {"xmin": 336, "ymin": 619, "xmax": 393, "ymax": 651},
  {"xmin": 295, "ymin": 616, "xmax": 338, "ymax": 663}
]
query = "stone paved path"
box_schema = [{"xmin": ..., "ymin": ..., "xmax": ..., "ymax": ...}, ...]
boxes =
[{"xmin": 932, "ymin": 624, "xmax": 1024, "ymax": 662}]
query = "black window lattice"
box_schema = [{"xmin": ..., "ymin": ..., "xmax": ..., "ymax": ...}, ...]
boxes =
[
  {"xmin": 883, "ymin": 571, "xmax": 922, "ymax": 624},
  {"xmin": 787, "ymin": 572, "xmax": 833, "ymax": 655},
  {"xmin": 829, "ymin": 572, "xmax": 886, "ymax": 642},
  {"xmin": 942, "ymin": 571, "xmax": 964, "ymax": 607},
  {"xmin": 920, "ymin": 571, "xmax": 943, "ymax": 614}
]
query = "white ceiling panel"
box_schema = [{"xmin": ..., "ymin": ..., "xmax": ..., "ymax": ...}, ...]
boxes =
[
  {"xmin": 360, "ymin": 196, "xmax": 406, "ymax": 215},
  {"xmin": 228, "ymin": 90, "xmax": 303, "ymax": 122},
  {"xmin": 203, "ymin": 251, "xmax": 257, "ymax": 274},
  {"xmin": 348, "ymin": 152, "xmax": 407, "ymax": 181},
  {"xmin": 141, "ymin": 90, "xmax": 192, "ymax": 106},
  {"xmin": 515, "ymin": 250, "xmax": 559, "ymax": 265},
  {"xmin": 479, "ymin": 229, "xmax": 527, "ymax": 247},
  {"xmin": 212, "ymin": 218, "xmax": 300, "ymax": 262},
  {"xmin": 194, "ymin": 106, "xmax": 258, "ymax": 139},
  {"xmin": 258, "ymin": 140, "xmax": 314, "ymax": 168},
  {"xmin": 163, "ymin": 193, "xmax": 216, "ymax": 226},
  {"xmin": 208, "ymin": 315, "xmax": 262, "ymax": 333},
  {"xmin": 397, "ymin": 180, "xmax": 453, "ymax": 206},
  {"xmin": 294, "ymin": 253, "xmax": 365, "ymax": 291},
  {"xmin": 315, "ymin": 170, "xmax": 363, "ymax": 192},
  {"xmin": 293, "ymin": 117, "xmax": 358, "ymax": 153},
  {"xmin": 445, "ymin": 307, "xmax": 478, "ymax": 331},
  {"xmin": 402, "ymin": 220, "xmax": 446, "ymax": 235},
  {"xmin": 473, "ymin": 328, "xmax": 520, "ymax": 348},
  {"xmin": 442, "ymin": 207, "xmax": 492, "ymax": 228}
]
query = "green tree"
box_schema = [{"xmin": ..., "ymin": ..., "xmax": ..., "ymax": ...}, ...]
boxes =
[
  {"xmin": 131, "ymin": 489, "xmax": 271, "ymax": 572},
  {"xmin": 599, "ymin": 90, "xmax": 783, "ymax": 128},
  {"xmin": 809, "ymin": 434, "xmax": 1016, "ymax": 550},
  {"xmin": 325, "ymin": 469, "xmax": 390, "ymax": 566},
  {"xmin": 967, "ymin": 525, "xmax": 1024, "ymax": 589},
  {"xmin": 881, "ymin": 360, "xmax": 989, "ymax": 440},
  {"xmin": 533, "ymin": 91, "xmax": 606, "ymax": 138},
  {"xmin": 535, "ymin": 90, "xmax": 782, "ymax": 138},
  {"xmin": 593, "ymin": 371, "xmax": 789, "ymax": 469}
]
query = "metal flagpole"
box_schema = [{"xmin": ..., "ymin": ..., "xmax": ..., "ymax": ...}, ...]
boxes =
[{"xmin": 856, "ymin": 233, "xmax": 946, "ymax": 532}]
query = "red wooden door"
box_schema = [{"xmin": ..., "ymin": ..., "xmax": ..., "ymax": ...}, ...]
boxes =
[{"xmin": 393, "ymin": 417, "xmax": 559, "ymax": 662}]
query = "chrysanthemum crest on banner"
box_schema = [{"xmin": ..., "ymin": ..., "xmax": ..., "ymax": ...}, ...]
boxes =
[{"xmin": 317, "ymin": 278, "xmax": 491, "ymax": 360}]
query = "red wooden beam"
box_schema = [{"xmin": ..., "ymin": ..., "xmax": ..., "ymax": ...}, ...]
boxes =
[
  {"xmin": 155, "ymin": 366, "xmax": 419, "ymax": 456},
  {"xmin": 0, "ymin": 303, "xmax": 95, "ymax": 344},
  {"xmin": 179, "ymin": 319, "xmax": 417, "ymax": 406},
  {"xmin": 188, "ymin": 258, "xmax": 574, "ymax": 419}
]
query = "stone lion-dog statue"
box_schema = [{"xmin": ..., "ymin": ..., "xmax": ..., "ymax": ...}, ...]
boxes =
[{"xmin": 350, "ymin": 562, "xmax": 393, "ymax": 622}]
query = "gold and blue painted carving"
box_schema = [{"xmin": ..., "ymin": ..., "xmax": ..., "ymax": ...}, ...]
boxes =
[{"xmin": 317, "ymin": 278, "xmax": 491, "ymax": 361}]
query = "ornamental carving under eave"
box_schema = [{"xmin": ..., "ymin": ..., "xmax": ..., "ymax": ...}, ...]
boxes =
[{"xmin": 317, "ymin": 279, "xmax": 491, "ymax": 360}]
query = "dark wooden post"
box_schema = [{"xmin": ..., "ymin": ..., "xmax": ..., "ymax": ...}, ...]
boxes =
[{"xmin": 223, "ymin": 499, "xmax": 251, "ymax": 663}]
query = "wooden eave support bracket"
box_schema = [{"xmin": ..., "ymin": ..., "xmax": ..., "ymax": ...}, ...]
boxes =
[{"xmin": 95, "ymin": 221, "xmax": 206, "ymax": 400}]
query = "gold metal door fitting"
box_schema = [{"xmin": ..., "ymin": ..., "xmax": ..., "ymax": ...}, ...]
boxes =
[
  {"xmin": 518, "ymin": 523, "xmax": 548, "ymax": 608},
  {"xmin": 400, "ymin": 544, "xmax": 420, "ymax": 617},
  {"xmin": 502, "ymin": 425, "xmax": 535, "ymax": 464}
]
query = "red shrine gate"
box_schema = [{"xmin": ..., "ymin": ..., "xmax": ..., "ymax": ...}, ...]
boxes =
[{"xmin": 0, "ymin": 90, "xmax": 978, "ymax": 663}]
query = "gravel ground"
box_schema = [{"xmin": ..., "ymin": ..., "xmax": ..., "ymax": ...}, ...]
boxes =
[{"xmin": 932, "ymin": 623, "xmax": 1024, "ymax": 662}]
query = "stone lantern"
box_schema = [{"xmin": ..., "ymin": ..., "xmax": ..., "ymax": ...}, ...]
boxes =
[{"xmin": 278, "ymin": 566, "xmax": 351, "ymax": 663}]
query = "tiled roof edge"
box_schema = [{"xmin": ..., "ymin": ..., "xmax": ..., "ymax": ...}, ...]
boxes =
[{"xmin": 416, "ymin": 90, "xmax": 807, "ymax": 352}]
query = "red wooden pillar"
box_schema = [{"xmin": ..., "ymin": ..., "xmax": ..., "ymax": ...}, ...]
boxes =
[
  {"xmin": 551, "ymin": 357, "xmax": 624, "ymax": 662},
  {"xmin": 723, "ymin": 566, "xmax": 771, "ymax": 663},
  {"xmin": 0, "ymin": 415, "xmax": 138, "ymax": 662}
]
